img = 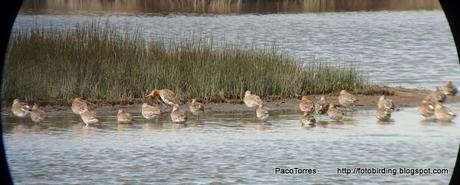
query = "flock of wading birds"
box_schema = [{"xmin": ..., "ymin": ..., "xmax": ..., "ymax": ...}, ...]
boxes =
[{"xmin": 8, "ymin": 81, "xmax": 458, "ymax": 127}]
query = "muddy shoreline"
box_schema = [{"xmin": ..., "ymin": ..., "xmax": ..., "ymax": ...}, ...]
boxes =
[{"xmin": 2, "ymin": 87, "xmax": 459, "ymax": 116}]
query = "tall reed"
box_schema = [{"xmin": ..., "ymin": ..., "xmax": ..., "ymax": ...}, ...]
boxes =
[{"xmin": 3, "ymin": 22, "xmax": 367, "ymax": 103}]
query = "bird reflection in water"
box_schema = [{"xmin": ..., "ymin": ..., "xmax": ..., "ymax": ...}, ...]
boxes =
[
  {"xmin": 71, "ymin": 124, "xmax": 95, "ymax": 137},
  {"xmin": 142, "ymin": 120, "xmax": 164, "ymax": 131},
  {"xmin": 171, "ymin": 123, "xmax": 188, "ymax": 129}
]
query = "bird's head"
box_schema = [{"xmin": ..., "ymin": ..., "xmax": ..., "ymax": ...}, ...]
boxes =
[
  {"xmin": 146, "ymin": 89, "xmax": 159, "ymax": 98},
  {"xmin": 244, "ymin": 90, "xmax": 251, "ymax": 97}
]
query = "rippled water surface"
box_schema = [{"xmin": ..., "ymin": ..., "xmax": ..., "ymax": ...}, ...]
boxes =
[
  {"xmin": 4, "ymin": 10, "xmax": 460, "ymax": 184},
  {"xmin": 3, "ymin": 102, "xmax": 460, "ymax": 184},
  {"xmin": 12, "ymin": 10, "xmax": 460, "ymax": 88}
]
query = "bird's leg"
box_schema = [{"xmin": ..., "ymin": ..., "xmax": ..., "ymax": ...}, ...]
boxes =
[
  {"xmin": 156, "ymin": 98, "xmax": 164, "ymax": 105},
  {"xmin": 157, "ymin": 99, "xmax": 170, "ymax": 109}
]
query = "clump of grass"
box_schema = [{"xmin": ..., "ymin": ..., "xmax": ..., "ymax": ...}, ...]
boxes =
[{"xmin": 2, "ymin": 22, "xmax": 367, "ymax": 104}]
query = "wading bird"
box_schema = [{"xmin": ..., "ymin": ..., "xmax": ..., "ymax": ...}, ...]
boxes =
[
  {"xmin": 315, "ymin": 95, "xmax": 329, "ymax": 115},
  {"xmin": 301, "ymin": 112, "xmax": 316, "ymax": 127},
  {"xmin": 117, "ymin": 109, "xmax": 133, "ymax": 124},
  {"xmin": 327, "ymin": 104, "xmax": 344, "ymax": 121},
  {"xmin": 376, "ymin": 107, "xmax": 391, "ymax": 121},
  {"xmin": 443, "ymin": 81, "xmax": 457, "ymax": 96},
  {"xmin": 171, "ymin": 105, "xmax": 187, "ymax": 123},
  {"xmin": 72, "ymin": 97, "xmax": 88, "ymax": 115},
  {"xmin": 432, "ymin": 87, "xmax": 446, "ymax": 103},
  {"xmin": 146, "ymin": 89, "xmax": 179, "ymax": 106},
  {"xmin": 189, "ymin": 99, "xmax": 204, "ymax": 115},
  {"xmin": 80, "ymin": 108, "xmax": 99, "ymax": 126},
  {"xmin": 419, "ymin": 95, "xmax": 435, "ymax": 119},
  {"xmin": 141, "ymin": 102, "xmax": 161, "ymax": 119},
  {"xmin": 256, "ymin": 104, "xmax": 269, "ymax": 121},
  {"xmin": 11, "ymin": 99, "xmax": 31, "ymax": 118},
  {"xmin": 299, "ymin": 96, "xmax": 314, "ymax": 115},
  {"xmin": 377, "ymin": 95, "xmax": 395, "ymax": 113},
  {"xmin": 30, "ymin": 103, "xmax": 46, "ymax": 123},
  {"xmin": 434, "ymin": 102, "xmax": 456, "ymax": 122},
  {"xmin": 338, "ymin": 90, "xmax": 358, "ymax": 111},
  {"xmin": 243, "ymin": 90, "xmax": 263, "ymax": 108}
]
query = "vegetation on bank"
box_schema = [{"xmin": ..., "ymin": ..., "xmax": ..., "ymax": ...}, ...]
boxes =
[
  {"xmin": 2, "ymin": 22, "xmax": 367, "ymax": 104},
  {"xmin": 21, "ymin": 0, "xmax": 441, "ymax": 14}
]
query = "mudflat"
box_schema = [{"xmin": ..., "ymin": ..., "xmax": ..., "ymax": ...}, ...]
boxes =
[{"xmin": 2, "ymin": 87, "xmax": 459, "ymax": 116}]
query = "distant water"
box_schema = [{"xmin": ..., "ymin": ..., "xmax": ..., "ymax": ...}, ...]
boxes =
[
  {"xmin": 20, "ymin": 0, "xmax": 441, "ymax": 14},
  {"xmin": 12, "ymin": 10, "xmax": 460, "ymax": 89},
  {"xmin": 4, "ymin": 9, "xmax": 460, "ymax": 184},
  {"xmin": 3, "ymin": 102, "xmax": 460, "ymax": 184}
]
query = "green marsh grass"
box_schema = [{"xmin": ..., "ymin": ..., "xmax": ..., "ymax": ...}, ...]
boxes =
[{"xmin": 3, "ymin": 22, "xmax": 367, "ymax": 104}]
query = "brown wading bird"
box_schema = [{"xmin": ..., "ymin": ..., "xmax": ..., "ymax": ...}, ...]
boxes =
[
  {"xmin": 30, "ymin": 103, "xmax": 46, "ymax": 123},
  {"xmin": 117, "ymin": 109, "xmax": 133, "ymax": 124},
  {"xmin": 256, "ymin": 104, "xmax": 269, "ymax": 121},
  {"xmin": 419, "ymin": 94, "xmax": 435, "ymax": 119},
  {"xmin": 376, "ymin": 107, "xmax": 391, "ymax": 122},
  {"xmin": 434, "ymin": 102, "xmax": 456, "ymax": 122},
  {"xmin": 141, "ymin": 102, "xmax": 161, "ymax": 119},
  {"xmin": 377, "ymin": 95, "xmax": 395, "ymax": 113},
  {"xmin": 443, "ymin": 81, "xmax": 457, "ymax": 96},
  {"xmin": 338, "ymin": 90, "xmax": 358, "ymax": 111},
  {"xmin": 189, "ymin": 99, "xmax": 204, "ymax": 115},
  {"xmin": 72, "ymin": 97, "xmax": 88, "ymax": 115},
  {"xmin": 299, "ymin": 96, "xmax": 314, "ymax": 115},
  {"xmin": 243, "ymin": 90, "xmax": 263, "ymax": 108},
  {"xmin": 315, "ymin": 95, "xmax": 329, "ymax": 115},
  {"xmin": 11, "ymin": 99, "xmax": 31, "ymax": 118},
  {"xmin": 431, "ymin": 87, "xmax": 446, "ymax": 103},
  {"xmin": 80, "ymin": 107, "xmax": 99, "ymax": 126},
  {"xmin": 171, "ymin": 105, "xmax": 187, "ymax": 123},
  {"xmin": 301, "ymin": 112, "xmax": 316, "ymax": 127},
  {"xmin": 146, "ymin": 89, "xmax": 179, "ymax": 106},
  {"xmin": 327, "ymin": 104, "xmax": 344, "ymax": 121}
]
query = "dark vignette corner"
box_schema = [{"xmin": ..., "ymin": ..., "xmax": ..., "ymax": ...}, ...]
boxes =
[
  {"xmin": 0, "ymin": 1, "xmax": 459, "ymax": 185},
  {"xmin": 1, "ymin": 1, "xmax": 24, "ymax": 184},
  {"xmin": 438, "ymin": 1, "xmax": 460, "ymax": 184}
]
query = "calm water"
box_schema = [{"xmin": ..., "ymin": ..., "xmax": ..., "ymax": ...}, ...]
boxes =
[
  {"xmin": 12, "ymin": 10, "xmax": 460, "ymax": 89},
  {"xmin": 4, "ymin": 10, "xmax": 460, "ymax": 184},
  {"xmin": 2, "ymin": 103, "xmax": 460, "ymax": 184}
]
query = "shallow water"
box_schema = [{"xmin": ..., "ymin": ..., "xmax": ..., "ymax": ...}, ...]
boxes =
[
  {"xmin": 4, "ymin": 9, "xmax": 460, "ymax": 184},
  {"xmin": 2, "ymin": 102, "xmax": 460, "ymax": 184},
  {"xmin": 12, "ymin": 10, "xmax": 460, "ymax": 89}
]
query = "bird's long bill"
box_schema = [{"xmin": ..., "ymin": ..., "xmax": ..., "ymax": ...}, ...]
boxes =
[
  {"xmin": 21, "ymin": 107, "xmax": 31, "ymax": 112},
  {"xmin": 145, "ymin": 91, "xmax": 155, "ymax": 97}
]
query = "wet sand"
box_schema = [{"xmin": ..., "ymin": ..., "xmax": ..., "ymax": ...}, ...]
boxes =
[
  {"xmin": 187, "ymin": 87, "xmax": 460, "ymax": 113},
  {"xmin": 2, "ymin": 87, "xmax": 460, "ymax": 115}
]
